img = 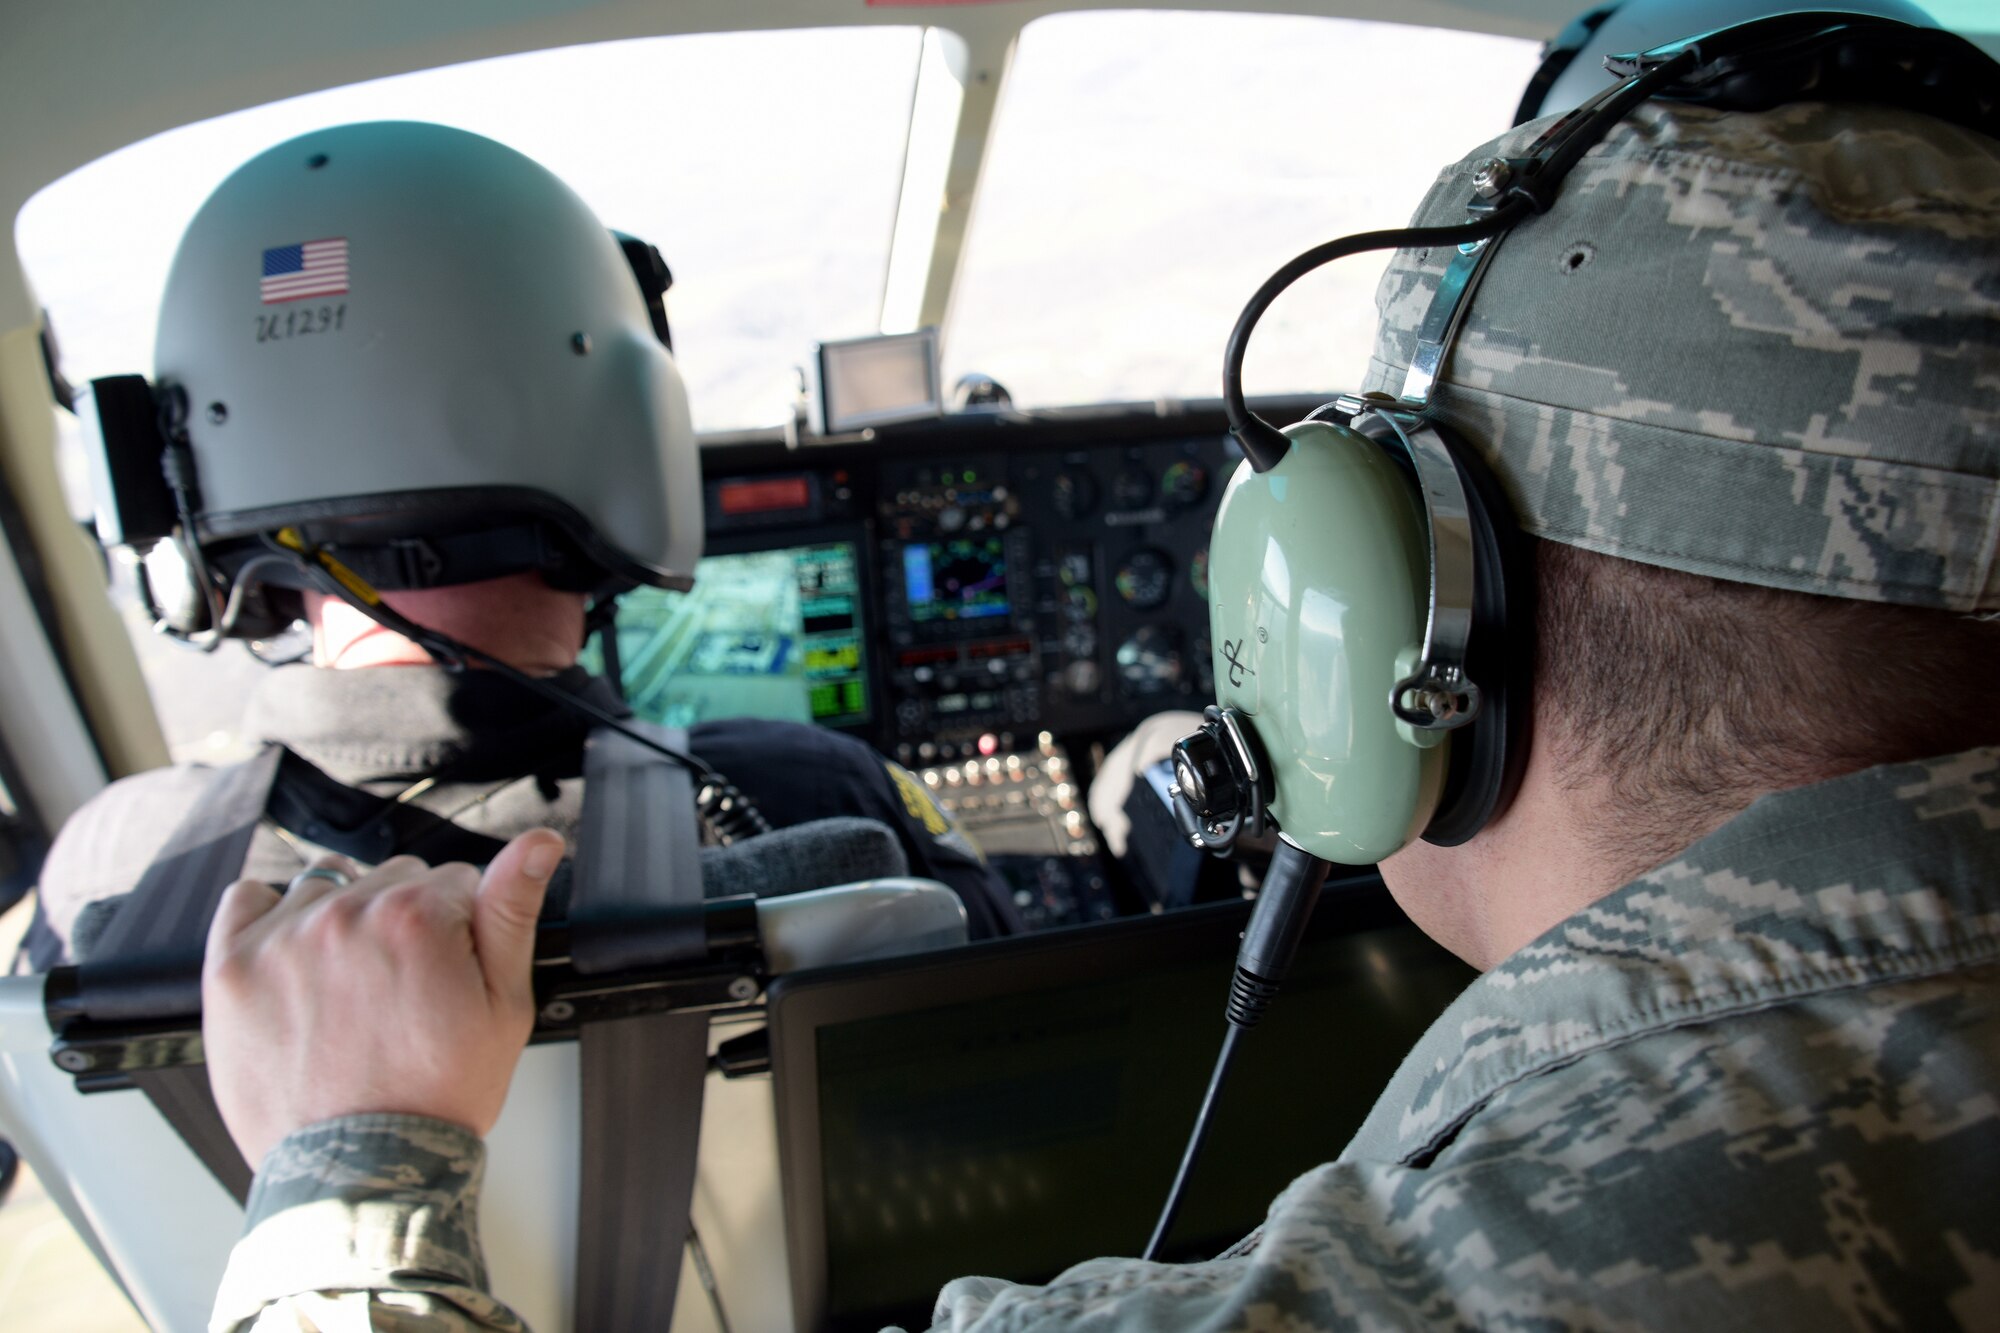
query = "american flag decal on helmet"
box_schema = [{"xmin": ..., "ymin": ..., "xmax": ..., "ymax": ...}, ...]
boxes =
[{"xmin": 261, "ymin": 238, "xmax": 349, "ymax": 303}]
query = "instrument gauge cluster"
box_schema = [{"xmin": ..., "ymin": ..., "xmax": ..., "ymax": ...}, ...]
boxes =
[
  {"xmin": 680, "ymin": 416, "xmax": 1249, "ymax": 758},
  {"xmin": 1113, "ymin": 547, "xmax": 1175, "ymax": 611}
]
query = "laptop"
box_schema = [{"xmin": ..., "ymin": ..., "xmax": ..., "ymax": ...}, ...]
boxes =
[{"xmin": 768, "ymin": 879, "xmax": 1475, "ymax": 1332}]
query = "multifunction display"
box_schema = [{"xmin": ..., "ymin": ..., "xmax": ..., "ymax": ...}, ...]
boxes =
[
  {"xmin": 904, "ymin": 539, "xmax": 1010, "ymax": 623},
  {"xmin": 593, "ymin": 541, "xmax": 871, "ymax": 730}
]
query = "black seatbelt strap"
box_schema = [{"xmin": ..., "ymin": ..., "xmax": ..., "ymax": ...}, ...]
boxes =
[
  {"xmin": 578, "ymin": 1011, "xmax": 711, "ymax": 1328},
  {"xmin": 130, "ymin": 1065, "xmax": 254, "ymax": 1202},
  {"xmin": 570, "ymin": 723, "xmax": 706, "ymax": 974},
  {"xmin": 78, "ymin": 744, "xmax": 284, "ymax": 1202},
  {"xmin": 76, "ymin": 745, "xmax": 510, "ymax": 1203},
  {"xmin": 570, "ymin": 721, "xmax": 709, "ymax": 1331},
  {"xmin": 86, "ymin": 745, "xmax": 283, "ymax": 975},
  {"xmin": 263, "ymin": 749, "xmax": 510, "ymax": 867}
]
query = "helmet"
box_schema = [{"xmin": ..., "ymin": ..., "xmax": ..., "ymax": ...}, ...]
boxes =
[
  {"xmin": 151, "ymin": 120, "xmax": 702, "ymax": 628},
  {"xmin": 1515, "ymin": 0, "xmax": 1938, "ymax": 124}
]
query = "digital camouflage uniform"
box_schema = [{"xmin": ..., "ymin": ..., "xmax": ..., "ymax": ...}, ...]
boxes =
[
  {"xmin": 213, "ymin": 747, "xmax": 2000, "ymax": 1332},
  {"xmin": 209, "ymin": 102, "xmax": 2000, "ymax": 1330}
]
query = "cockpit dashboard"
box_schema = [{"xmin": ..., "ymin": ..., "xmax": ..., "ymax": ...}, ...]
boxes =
[
  {"xmin": 593, "ymin": 396, "xmax": 1326, "ymax": 926},
  {"xmin": 602, "ymin": 400, "xmax": 1302, "ymax": 755}
]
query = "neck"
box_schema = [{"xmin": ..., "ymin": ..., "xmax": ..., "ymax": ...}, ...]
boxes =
[{"xmin": 1378, "ymin": 728, "xmax": 1753, "ymax": 970}]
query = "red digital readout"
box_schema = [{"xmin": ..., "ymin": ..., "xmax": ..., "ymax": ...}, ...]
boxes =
[{"xmin": 718, "ymin": 477, "xmax": 811, "ymax": 516}]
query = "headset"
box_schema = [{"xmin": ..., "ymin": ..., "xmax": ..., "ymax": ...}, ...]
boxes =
[
  {"xmin": 1512, "ymin": 0, "xmax": 1942, "ymax": 126},
  {"xmin": 1144, "ymin": 10, "xmax": 2000, "ymax": 1260}
]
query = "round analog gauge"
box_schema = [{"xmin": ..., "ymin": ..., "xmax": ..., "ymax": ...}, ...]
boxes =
[
  {"xmin": 1160, "ymin": 460, "xmax": 1209, "ymax": 510},
  {"xmin": 1111, "ymin": 468, "xmax": 1154, "ymax": 512},
  {"xmin": 1189, "ymin": 546, "xmax": 1209, "ymax": 600},
  {"xmin": 1113, "ymin": 547, "xmax": 1175, "ymax": 610},
  {"xmin": 1051, "ymin": 469, "xmax": 1099, "ymax": 520},
  {"xmin": 1116, "ymin": 625, "xmax": 1186, "ymax": 697}
]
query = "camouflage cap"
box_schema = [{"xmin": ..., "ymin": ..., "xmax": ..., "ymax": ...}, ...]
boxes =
[{"xmin": 1361, "ymin": 100, "xmax": 2000, "ymax": 611}]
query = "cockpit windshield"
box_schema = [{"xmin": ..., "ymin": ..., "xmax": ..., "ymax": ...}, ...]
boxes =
[
  {"xmin": 20, "ymin": 15, "xmax": 1540, "ymax": 438},
  {"xmin": 17, "ymin": 27, "xmax": 925, "ymax": 433},
  {"xmin": 944, "ymin": 11, "xmax": 1538, "ymax": 406}
]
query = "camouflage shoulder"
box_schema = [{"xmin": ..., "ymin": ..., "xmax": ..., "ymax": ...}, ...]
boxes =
[{"xmin": 1390, "ymin": 965, "xmax": 2000, "ymax": 1328}]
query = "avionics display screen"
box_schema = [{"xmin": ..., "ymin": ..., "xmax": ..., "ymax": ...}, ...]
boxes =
[
  {"xmin": 904, "ymin": 538, "xmax": 1010, "ymax": 623},
  {"xmin": 593, "ymin": 542, "xmax": 870, "ymax": 728}
]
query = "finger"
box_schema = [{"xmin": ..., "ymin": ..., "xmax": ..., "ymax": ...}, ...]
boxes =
[
  {"xmin": 206, "ymin": 877, "xmax": 283, "ymax": 961},
  {"xmin": 352, "ymin": 854, "xmax": 435, "ymax": 894},
  {"xmin": 472, "ymin": 829, "xmax": 564, "ymax": 1003},
  {"xmin": 277, "ymin": 852, "xmax": 363, "ymax": 913},
  {"xmin": 294, "ymin": 853, "xmax": 435, "ymax": 914}
]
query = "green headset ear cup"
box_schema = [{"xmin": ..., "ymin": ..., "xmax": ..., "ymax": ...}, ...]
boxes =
[
  {"xmin": 1206, "ymin": 419, "xmax": 1450, "ymax": 864},
  {"xmin": 1355, "ymin": 417, "xmax": 1534, "ymax": 847}
]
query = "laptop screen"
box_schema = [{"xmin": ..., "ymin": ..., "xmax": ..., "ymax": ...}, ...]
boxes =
[{"xmin": 769, "ymin": 883, "xmax": 1475, "ymax": 1332}]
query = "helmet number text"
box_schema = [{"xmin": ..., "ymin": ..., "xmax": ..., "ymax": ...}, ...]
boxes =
[{"xmin": 255, "ymin": 303, "xmax": 346, "ymax": 344}]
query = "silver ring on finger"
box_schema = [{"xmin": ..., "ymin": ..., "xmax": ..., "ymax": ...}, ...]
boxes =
[{"xmin": 286, "ymin": 866, "xmax": 353, "ymax": 893}]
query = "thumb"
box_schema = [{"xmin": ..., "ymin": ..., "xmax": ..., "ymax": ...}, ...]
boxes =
[
  {"xmin": 204, "ymin": 877, "xmax": 282, "ymax": 972},
  {"xmin": 473, "ymin": 829, "xmax": 564, "ymax": 1005}
]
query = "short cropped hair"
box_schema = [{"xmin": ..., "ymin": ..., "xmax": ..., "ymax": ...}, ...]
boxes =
[{"xmin": 1533, "ymin": 541, "xmax": 2000, "ymax": 870}]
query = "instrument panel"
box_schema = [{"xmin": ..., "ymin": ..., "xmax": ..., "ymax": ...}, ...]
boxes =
[{"xmin": 597, "ymin": 403, "xmax": 1266, "ymax": 768}]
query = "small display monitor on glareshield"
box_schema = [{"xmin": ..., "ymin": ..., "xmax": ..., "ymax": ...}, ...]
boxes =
[
  {"xmin": 768, "ymin": 880, "xmax": 1476, "ymax": 1333},
  {"xmin": 816, "ymin": 328, "xmax": 943, "ymax": 434}
]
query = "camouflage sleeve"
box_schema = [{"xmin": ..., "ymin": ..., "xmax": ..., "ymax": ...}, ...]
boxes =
[{"xmin": 209, "ymin": 1114, "xmax": 529, "ymax": 1333}]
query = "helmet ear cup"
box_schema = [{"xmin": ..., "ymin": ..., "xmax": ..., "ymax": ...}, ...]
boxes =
[{"xmin": 1355, "ymin": 417, "xmax": 1534, "ymax": 846}]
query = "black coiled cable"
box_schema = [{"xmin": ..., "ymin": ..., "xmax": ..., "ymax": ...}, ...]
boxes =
[{"xmin": 697, "ymin": 778, "xmax": 772, "ymax": 845}]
